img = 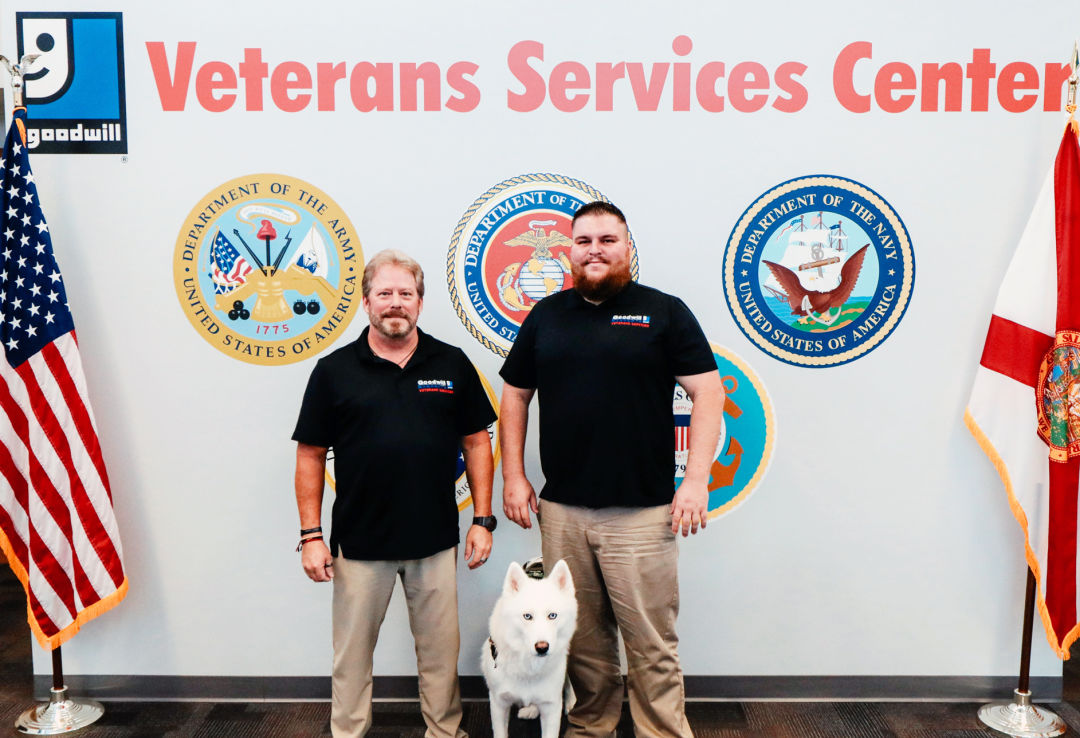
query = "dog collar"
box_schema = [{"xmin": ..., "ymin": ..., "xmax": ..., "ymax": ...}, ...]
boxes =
[{"xmin": 488, "ymin": 637, "xmax": 498, "ymax": 667}]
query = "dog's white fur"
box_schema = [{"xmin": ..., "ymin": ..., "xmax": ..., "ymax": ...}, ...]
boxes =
[{"xmin": 481, "ymin": 559, "xmax": 577, "ymax": 738}]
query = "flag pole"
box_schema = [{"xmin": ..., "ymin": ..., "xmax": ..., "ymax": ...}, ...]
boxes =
[
  {"xmin": 15, "ymin": 645, "xmax": 105, "ymax": 734},
  {"xmin": 978, "ymin": 569, "xmax": 1066, "ymax": 737},
  {"xmin": 975, "ymin": 44, "xmax": 1079, "ymax": 738},
  {"xmin": 0, "ymin": 55, "xmax": 109, "ymax": 735}
]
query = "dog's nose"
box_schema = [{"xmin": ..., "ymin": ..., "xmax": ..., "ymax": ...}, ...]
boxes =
[{"xmin": 534, "ymin": 641, "xmax": 549, "ymax": 655}]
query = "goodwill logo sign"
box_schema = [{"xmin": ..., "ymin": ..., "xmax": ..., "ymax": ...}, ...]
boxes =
[
  {"xmin": 17, "ymin": 11, "xmax": 127, "ymax": 154},
  {"xmin": 723, "ymin": 175, "xmax": 915, "ymax": 367},
  {"xmin": 447, "ymin": 173, "xmax": 639, "ymax": 357},
  {"xmin": 172, "ymin": 174, "xmax": 363, "ymax": 366}
]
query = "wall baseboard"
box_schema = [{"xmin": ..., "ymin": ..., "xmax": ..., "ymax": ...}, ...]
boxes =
[{"xmin": 35, "ymin": 674, "xmax": 1063, "ymax": 703}]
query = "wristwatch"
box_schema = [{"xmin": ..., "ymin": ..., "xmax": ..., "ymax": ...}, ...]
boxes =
[{"xmin": 472, "ymin": 515, "xmax": 497, "ymax": 532}]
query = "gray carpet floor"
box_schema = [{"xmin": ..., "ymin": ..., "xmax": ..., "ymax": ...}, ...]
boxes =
[{"xmin": 4, "ymin": 564, "xmax": 1080, "ymax": 737}]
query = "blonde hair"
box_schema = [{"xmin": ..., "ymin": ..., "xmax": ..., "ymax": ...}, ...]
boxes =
[{"xmin": 362, "ymin": 249, "xmax": 425, "ymax": 298}]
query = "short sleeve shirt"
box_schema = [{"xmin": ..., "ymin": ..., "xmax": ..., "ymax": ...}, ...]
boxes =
[
  {"xmin": 293, "ymin": 328, "xmax": 497, "ymax": 560},
  {"xmin": 499, "ymin": 282, "xmax": 716, "ymax": 508}
]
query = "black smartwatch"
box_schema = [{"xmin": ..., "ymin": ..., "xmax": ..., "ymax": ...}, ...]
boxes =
[{"xmin": 472, "ymin": 515, "xmax": 497, "ymax": 532}]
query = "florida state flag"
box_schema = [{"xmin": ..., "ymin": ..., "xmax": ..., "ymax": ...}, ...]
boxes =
[{"xmin": 966, "ymin": 120, "xmax": 1080, "ymax": 659}]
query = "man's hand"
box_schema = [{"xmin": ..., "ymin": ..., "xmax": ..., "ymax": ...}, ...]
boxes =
[
  {"xmin": 464, "ymin": 526, "xmax": 493, "ymax": 569},
  {"xmin": 503, "ymin": 474, "xmax": 538, "ymax": 529},
  {"xmin": 671, "ymin": 479, "xmax": 708, "ymax": 536},
  {"xmin": 301, "ymin": 539, "xmax": 334, "ymax": 582}
]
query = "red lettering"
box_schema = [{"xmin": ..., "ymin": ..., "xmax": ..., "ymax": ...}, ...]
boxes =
[
  {"xmin": 626, "ymin": 62, "xmax": 669, "ymax": 112},
  {"xmin": 672, "ymin": 35, "xmax": 693, "ymax": 111},
  {"xmin": 595, "ymin": 62, "xmax": 626, "ymax": 112},
  {"xmin": 729, "ymin": 61, "xmax": 769, "ymax": 113},
  {"xmin": 550, "ymin": 62, "xmax": 590, "ymax": 112},
  {"xmin": 400, "ymin": 62, "xmax": 441, "ymax": 111},
  {"xmin": 997, "ymin": 61, "xmax": 1039, "ymax": 112},
  {"xmin": 695, "ymin": 61, "xmax": 725, "ymax": 113},
  {"xmin": 445, "ymin": 62, "xmax": 481, "ymax": 113},
  {"xmin": 270, "ymin": 61, "xmax": 311, "ymax": 112},
  {"xmin": 874, "ymin": 61, "xmax": 916, "ymax": 113},
  {"xmin": 146, "ymin": 41, "xmax": 196, "ymax": 111},
  {"xmin": 966, "ymin": 48, "xmax": 996, "ymax": 112},
  {"xmin": 195, "ymin": 61, "xmax": 236, "ymax": 112},
  {"xmin": 316, "ymin": 62, "xmax": 346, "ymax": 111},
  {"xmin": 834, "ymin": 41, "xmax": 872, "ymax": 113},
  {"xmin": 772, "ymin": 62, "xmax": 807, "ymax": 112},
  {"xmin": 507, "ymin": 40, "xmax": 546, "ymax": 112},
  {"xmin": 349, "ymin": 62, "xmax": 394, "ymax": 112},
  {"xmin": 1044, "ymin": 62, "xmax": 1071, "ymax": 112},
  {"xmin": 238, "ymin": 47, "xmax": 268, "ymax": 111},
  {"xmin": 920, "ymin": 63, "xmax": 962, "ymax": 111}
]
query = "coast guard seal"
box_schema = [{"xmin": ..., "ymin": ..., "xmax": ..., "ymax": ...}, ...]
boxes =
[
  {"xmin": 674, "ymin": 343, "xmax": 775, "ymax": 519},
  {"xmin": 447, "ymin": 173, "xmax": 638, "ymax": 357},
  {"xmin": 173, "ymin": 174, "xmax": 363, "ymax": 366},
  {"xmin": 723, "ymin": 175, "xmax": 915, "ymax": 367}
]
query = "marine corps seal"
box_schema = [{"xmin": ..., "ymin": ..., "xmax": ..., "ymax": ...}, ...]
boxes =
[
  {"xmin": 447, "ymin": 173, "xmax": 638, "ymax": 357},
  {"xmin": 173, "ymin": 174, "xmax": 363, "ymax": 366}
]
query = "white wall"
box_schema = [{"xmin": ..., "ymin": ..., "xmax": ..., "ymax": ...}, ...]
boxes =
[{"xmin": 1, "ymin": 0, "xmax": 1074, "ymax": 681}]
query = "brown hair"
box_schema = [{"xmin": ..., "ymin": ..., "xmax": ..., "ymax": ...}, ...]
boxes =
[{"xmin": 571, "ymin": 201, "xmax": 627, "ymax": 228}]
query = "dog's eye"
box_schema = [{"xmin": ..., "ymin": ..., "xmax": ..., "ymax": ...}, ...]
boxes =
[
  {"xmin": 547, "ymin": 613, "xmax": 557, "ymax": 620},
  {"xmin": 523, "ymin": 613, "xmax": 533, "ymax": 620}
]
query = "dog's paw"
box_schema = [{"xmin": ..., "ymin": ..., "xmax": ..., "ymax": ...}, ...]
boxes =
[{"xmin": 517, "ymin": 705, "xmax": 540, "ymax": 720}]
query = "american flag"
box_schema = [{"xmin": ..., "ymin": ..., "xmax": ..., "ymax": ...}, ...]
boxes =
[
  {"xmin": 674, "ymin": 414, "xmax": 691, "ymax": 452},
  {"xmin": 777, "ymin": 217, "xmax": 800, "ymax": 237},
  {"xmin": 209, "ymin": 230, "xmax": 252, "ymax": 294},
  {"xmin": 0, "ymin": 108, "xmax": 127, "ymax": 649}
]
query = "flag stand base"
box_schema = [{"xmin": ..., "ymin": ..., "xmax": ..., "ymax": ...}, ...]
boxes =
[
  {"xmin": 977, "ymin": 689, "xmax": 1066, "ymax": 737},
  {"xmin": 14, "ymin": 686, "xmax": 105, "ymax": 735}
]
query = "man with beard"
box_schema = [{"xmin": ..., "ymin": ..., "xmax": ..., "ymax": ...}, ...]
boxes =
[
  {"xmin": 499, "ymin": 202, "xmax": 724, "ymax": 738},
  {"xmin": 292, "ymin": 249, "xmax": 497, "ymax": 738}
]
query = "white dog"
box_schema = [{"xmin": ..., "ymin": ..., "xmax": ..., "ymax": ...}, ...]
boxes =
[{"xmin": 482, "ymin": 559, "xmax": 577, "ymax": 738}]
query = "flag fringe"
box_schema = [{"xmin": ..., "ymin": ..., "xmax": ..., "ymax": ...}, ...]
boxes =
[
  {"xmin": 964, "ymin": 407, "xmax": 1080, "ymax": 659},
  {"xmin": 0, "ymin": 527, "xmax": 129, "ymax": 650}
]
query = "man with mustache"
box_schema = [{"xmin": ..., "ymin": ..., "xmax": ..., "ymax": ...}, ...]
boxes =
[
  {"xmin": 499, "ymin": 202, "xmax": 724, "ymax": 738},
  {"xmin": 292, "ymin": 249, "xmax": 497, "ymax": 738}
]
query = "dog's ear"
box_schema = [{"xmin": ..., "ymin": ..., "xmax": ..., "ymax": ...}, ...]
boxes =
[
  {"xmin": 549, "ymin": 559, "xmax": 574, "ymax": 593},
  {"xmin": 504, "ymin": 561, "xmax": 528, "ymax": 593}
]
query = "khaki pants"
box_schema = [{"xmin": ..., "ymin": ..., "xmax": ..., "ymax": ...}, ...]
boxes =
[
  {"xmin": 540, "ymin": 501, "xmax": 693, "ymax": 738},
  {"xmin": 331, "ymin": 547, "xmax": 466, "ymax": 738}
]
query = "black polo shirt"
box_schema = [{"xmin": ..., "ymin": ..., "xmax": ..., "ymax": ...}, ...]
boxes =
[
  {"xmin": 500, "ymin": 282, "xmax": 716, "ymax": 508},
  {"xmin": 293, "ymin": 327, "xmax": 496, "ymax": 560}
]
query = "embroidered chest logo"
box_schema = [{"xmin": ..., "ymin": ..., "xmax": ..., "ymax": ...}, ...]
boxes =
[
  {"xmin": 611, "ymin": 314, "xmax": 650, "ymax": 327},
  {"xmin": 417, "ymin": 379, "xmax": 454, "ymax": 394}
]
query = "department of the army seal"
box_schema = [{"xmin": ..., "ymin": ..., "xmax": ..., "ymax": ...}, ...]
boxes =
[
  {"xmin": 447, "ymin": 173, "xmax": 639, "ymax": 357},
  {"xmin": 173, "ymin": 174, "xmax": 363, "ymax": 366},
  {"xmin": 723, "ymin": 175, "xmax": 915, "ymax": 367}
]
